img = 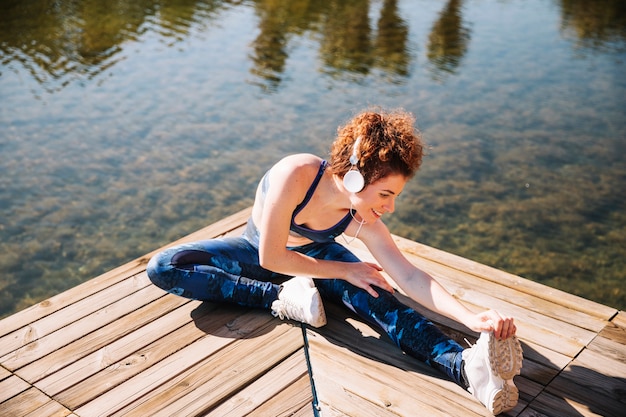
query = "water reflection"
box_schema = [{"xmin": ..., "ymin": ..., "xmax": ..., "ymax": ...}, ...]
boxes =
[
  {"xmin": 1, "ymin": 0, "xmax": 411, "ymax": 94},
  {"xmin": 0, "ymin": 0, "xmax": 409, "ymax": 92},
  {"xmin": 0, "ymin": 0, "xmax": 228, "ymax": 94},
  {"xmin": 560, "ymin": 0, "xmax": 626, "ymax": 52},
  {"xmin": 375, "ymin": 0, "xmax": 410, "ymax": 78},
  {"xmin": 316, "ymin": 0, "xmax": 409, "ymax": 82},
  {"xmin": 426, "ymin": 0, "xmax": 471, "ymax": 80},
  {"xmin": 2, "ymin": 0, "xmax": 624, "ymax": 94},
  {"xmin": 210, "ymin": 0, "xmax": 411, "ymax": 92},
  {"xmin": 248, "ymin": 0, "xmax": 322, "ymax": 91}
]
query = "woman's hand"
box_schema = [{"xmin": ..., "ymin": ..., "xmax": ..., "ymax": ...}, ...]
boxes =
[
  {"xmin": 467, "ymin": 309, "xmax": 517, "ymax": 340},
  {"xmin": 344, "ymin": 262, "xmax": 394, "ymax": 298}
]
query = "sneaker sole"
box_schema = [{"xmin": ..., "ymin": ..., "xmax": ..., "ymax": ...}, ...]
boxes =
[
  {"xmin": 488, "ymin": 335, "xmax": 523, "ymax": 380},
  {"xmin": 491, "ymin": 380, "xmax": 519, "ymax": 415},
  {"xmin": 310, "ymin": 289, "xmax": 327, "ymax": 328}
]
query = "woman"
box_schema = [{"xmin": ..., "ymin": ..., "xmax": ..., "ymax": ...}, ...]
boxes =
[{"xmin": 147, "ymin": 108, "xmax": 523, "ymax": 414}]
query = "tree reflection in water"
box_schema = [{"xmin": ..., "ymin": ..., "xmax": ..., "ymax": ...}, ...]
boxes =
[
  {"xmin": 1, "ymin": 0, "xmax": 624, "ymax": 93},
  {"xmin": 426, "ymin": 0, "xmax": 471, "ymax": 81},
  {"xmin": 560, "ymin": 0, "xmax": 626, "ymax": 52}
]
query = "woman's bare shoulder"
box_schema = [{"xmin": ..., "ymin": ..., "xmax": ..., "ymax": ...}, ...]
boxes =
[{"xmin": 271, "ymin": 153, "xmax": 323, "ymax": 179}]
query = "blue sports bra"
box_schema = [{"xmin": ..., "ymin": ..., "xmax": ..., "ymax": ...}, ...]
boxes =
[
  {"xmin": 289, "ymin": 160, "xmax": 355, "ymax": 242},
  {"xmin": 244, "ymin": 160, "xmax": 355, "ymax": 245}
]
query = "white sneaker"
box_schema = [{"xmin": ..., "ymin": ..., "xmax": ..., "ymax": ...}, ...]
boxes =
[
  {"xmin": 271, "ymin": 276, "xmax": 327, "ymax": 328},
  {"xmin": 462, "ymin": 332, "xmax": 523, "ymax": 415}
]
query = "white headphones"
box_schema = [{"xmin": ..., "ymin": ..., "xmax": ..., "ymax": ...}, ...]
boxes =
[{"xmin": 343, "ymin": 136, "xmax": 365, "ymax": 193}]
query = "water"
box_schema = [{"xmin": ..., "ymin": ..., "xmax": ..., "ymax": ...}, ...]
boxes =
[{"xmin": 1, "ymin": 0, "xmax": 624, "ymax": 317}]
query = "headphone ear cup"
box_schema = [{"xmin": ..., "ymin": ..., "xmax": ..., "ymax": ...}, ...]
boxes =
[{"xmin": 343, "ymin": 169, "xmax": 365, "ymax": 193}]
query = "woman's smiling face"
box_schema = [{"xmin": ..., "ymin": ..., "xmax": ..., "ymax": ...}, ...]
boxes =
[{"xmin": 352, "ymin": 173, "xmax": 407, "ymax": 223}]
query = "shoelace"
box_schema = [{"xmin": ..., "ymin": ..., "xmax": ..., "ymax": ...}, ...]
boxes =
[{"xmin": 273, "ymin": 298, "xmax": 304, "ymax": 322}]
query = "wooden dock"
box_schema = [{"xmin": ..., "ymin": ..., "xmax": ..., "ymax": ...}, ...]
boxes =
[{"xmin": 1, "ymin": 207, "xmax": 624, "ymax": 417}]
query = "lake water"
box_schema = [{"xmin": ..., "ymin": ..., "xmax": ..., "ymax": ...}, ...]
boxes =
[{"xmin": 1, "ymin": 0, "xmax": 625, "ymax": 317}]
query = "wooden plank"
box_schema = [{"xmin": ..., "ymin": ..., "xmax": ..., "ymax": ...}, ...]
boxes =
[
  {"xmin": 52, "ymin": 314, "xmax": 203, "ymax": 407},
  {"xmin": 526, "ymin": 390, "xmax": 608, "ymax": 417},
  {"xmin": 332, "ymin": 241, "xmax": 600, "ymax": 414},
  {"xmin": 289, "ymin": 406, "xmax": 317, "ymax": 417},
  {"xmin": 309, "ymin": 303, "xmax": 436, "ymax": 374},
  {"xmin": 414, "ymin": 254, "xmax": 606, "ymax": 333},
  {"xmin": 0, "ymin": 377, "xmax": 73, "ymax": 416},
  {"xmin": 517, "ymin": 356, "xmax": 560, "ymax": 388},
  {"xmin": 0, "ymin": 207, "xmax": 251, "ymax": 338},
  {"xmin": 586, "ymin": 332, "xmax": 626, "ymax": 364},
  {"xmin": 548, "ymin": 349, "xmax": 626, "ymax": 409},
  {"xmin": 21, "ymin": 399, "xmax": 72, "ymax": 417},
  {"xmin": 515, "ymin": 376, "xmax": 544, "ymax": 406},
  {"xmin": 241, "ymin": 372, "xmax": 313, "ymax": 417},
  {"xmin": 3, "ymin": 279, "xmax": 163, "ymax": 373},
  {"xmin": 595, "ymin": 311, "xmax": 626, "ymax": 350},
  {"xmin": 0, "ymin": 261, "xmax": 149, "ymax": 338},
  {"xmin": 567, "ymin": 341, "xmax": 626, "ymax": 382},
  {"xmin": 542, "ymin": 380, "xmax": 625, "ymax": 417},
  {"xmin": 388, "ymin": 280, "xmax": 592, "ymax": 374},
  {"xmin": 310, "ymin": 301, "xmax": 558, "ymax": 417},
  {"xmin": 0, "ymin": 273, "xmax": 150, "ymax": 361},
  {"xmin": 31, "ymin": 294, "xmax": 193, "ymax": 394},
  {"xmin": 207, "ymin": 349, "xmax": 312, "ymax": 416},
  {"xmin": 522, "ymin": 390, "xmax": 585, "ymax": 417},
  {"xmin": 104, "ymin": 319, "xmax": 303, "ymax": 417},
  {"xmin": 0, "ymin": 387, "xmax": 57, "ymax": 416},
  {"xmin": 354, "ymin": 238, "xmax": 605, "ymax": 335},
  {"xmin": 72, "ymin": 312, "xmax": 287, "ymax": 416},
  {"xmin": 391, "ymin": 235, "xmax": 616, "ymax": 320},
  {"xmin": 0, "ymin": 366, "xmax": 11, "ymax": 382},
  {"xmin": 0, "ymin": 374, "xmax": 30, "ymax": 403},
  {"xmin": 308, "ymin": 304, "xmax": 490, "ymax": 417},
  {"xmin": 347, "ymin": 241, "xmax": 599, "ymax": 358},
  {"xmin": 316, "ymin": 388, "xmax": 403, "ymax": 417},
  {"xmin": 517, "ymin": 405, "xmax": 556, "ymax": 417},
  {"xmin": 308, "ymin": 330, "xmax": 487, "ymax": 416},
  {"xmin": 393, "ymin": 273, "xmax": 594, "ymax": 358},
  {"xmin": 526, "ymin": 341, "xmax": 626, "ymax": 417},
  {"xmin": 54, "ymin": 303, "xmax": 253, "ymax": 409}
]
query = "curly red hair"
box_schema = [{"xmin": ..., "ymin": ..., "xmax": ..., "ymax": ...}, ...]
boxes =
[{"xmin": 329, "ymin": 108, "xmax": 424, "ymax": 187}]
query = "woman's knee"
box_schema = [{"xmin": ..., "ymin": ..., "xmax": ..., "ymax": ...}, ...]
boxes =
[
  {"xmin": 146, "ymin": 250, "xmax": 177, "ymax": 290},
  {"xmin": 146, "ymin": 242, "xmax": 210, "ymax": 286}
]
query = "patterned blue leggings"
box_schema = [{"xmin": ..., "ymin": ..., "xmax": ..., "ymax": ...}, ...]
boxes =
[{"xmin": 147, "ymin": 236, "xmax": 465, "ymax": 386}]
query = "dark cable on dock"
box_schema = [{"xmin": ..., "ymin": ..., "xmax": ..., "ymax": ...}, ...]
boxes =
[{"xmin": 301, "ymin": 323, "xmax": 321, "ymax": 416}]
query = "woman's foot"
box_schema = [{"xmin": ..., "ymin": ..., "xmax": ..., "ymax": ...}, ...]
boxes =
[
  {"xmin": 462, "ymin": 332, "xmax": 523, "ymax": 414},
  {"xmin": 271, "ymin": 276, "xmax": 327, "ymax": 328}
]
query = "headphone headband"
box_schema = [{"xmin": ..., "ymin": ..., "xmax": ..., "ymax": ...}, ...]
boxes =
[{"xmin": 349, "ymin": 136, "xmax": 361, "ymax": 165}]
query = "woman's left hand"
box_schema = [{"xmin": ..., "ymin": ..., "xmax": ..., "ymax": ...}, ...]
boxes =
[{"xmin": 469, "ymin": 309, "xmax": 517, "ymax": 340}]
